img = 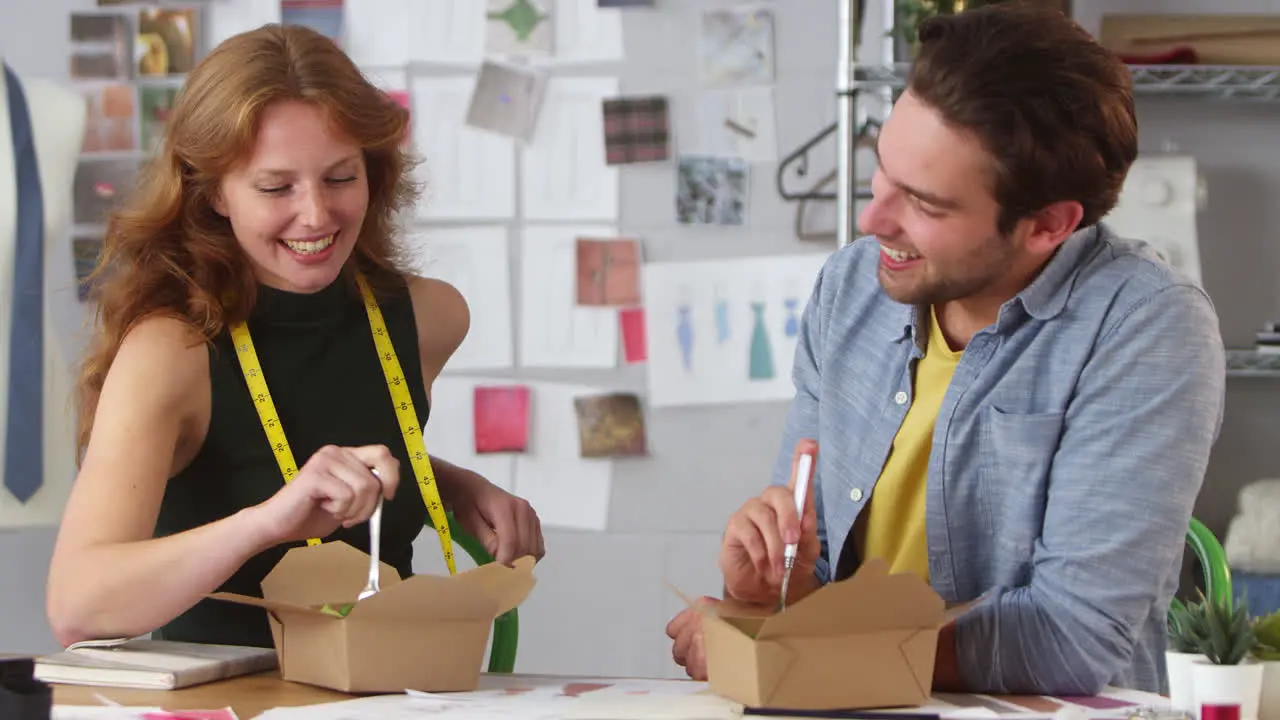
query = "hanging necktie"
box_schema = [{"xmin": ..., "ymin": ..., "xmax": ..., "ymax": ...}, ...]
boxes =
[{"xmin": 3, "ymin": 64, "xmax": 44, "ymax": 503}]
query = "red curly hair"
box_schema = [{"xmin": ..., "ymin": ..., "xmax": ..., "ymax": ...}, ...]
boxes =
[{"xmin": 75, "ymin": 23, "xmax": 419, "ymax": 457}]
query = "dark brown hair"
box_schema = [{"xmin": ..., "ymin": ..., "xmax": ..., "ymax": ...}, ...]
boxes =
[
  {"xmin": 908, "ymin": 2, "xmax": 1138, "ymax": 234},
  {"xmin": 75, "ymin": 23, "xmax": 418, "ymax": 455}
]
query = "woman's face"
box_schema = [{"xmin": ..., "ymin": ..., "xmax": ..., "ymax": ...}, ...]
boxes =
[{"xmin": 214, "ymin": 100, "xmax": 369, "ymax": 294}]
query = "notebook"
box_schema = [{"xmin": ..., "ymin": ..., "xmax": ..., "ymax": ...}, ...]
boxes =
[{"xmin": 34, "ymin": 637, "xmax": 277, "ymax": 690}]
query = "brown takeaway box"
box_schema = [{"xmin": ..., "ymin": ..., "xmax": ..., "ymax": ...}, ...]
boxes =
[
  {"xmin": 209, "ymin": 540, "xmax": 535, "ymax": 693},
  {"xmin": 674, "ymin": 558, "xmax": 969, "ymax": 711}
]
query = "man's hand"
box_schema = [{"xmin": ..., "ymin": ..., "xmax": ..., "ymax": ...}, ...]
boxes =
[
  {"xmin": 449, "ymin": 471, "xmax": 545, "ymax": 565},
  {"xmin": 718, "ymin": 439, "xmax": 820, "ymax": 605},
  {"xmin": 666, "ymin": 596, "xmax": 720, "ymax": 680}
]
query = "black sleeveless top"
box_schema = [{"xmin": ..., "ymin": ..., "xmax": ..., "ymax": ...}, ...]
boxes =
[{"xmin": 153, "ymin": 275, "xmax": 430, "ymax": 648}]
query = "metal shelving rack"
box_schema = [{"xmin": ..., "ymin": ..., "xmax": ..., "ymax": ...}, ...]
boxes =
[{"xmin": 813, "ymin": 0, "xmax": 1280, "ymax": 378}]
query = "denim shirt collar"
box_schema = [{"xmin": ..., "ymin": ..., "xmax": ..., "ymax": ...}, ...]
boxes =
[{"xmin": 886, "ymin": 223, "xmax": 1105, "ymax": 346}]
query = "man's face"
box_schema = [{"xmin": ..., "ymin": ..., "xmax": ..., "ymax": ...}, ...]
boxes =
[{"xmin": 857, "ymin": 90, "xmax": 1025, "ymax": 307}]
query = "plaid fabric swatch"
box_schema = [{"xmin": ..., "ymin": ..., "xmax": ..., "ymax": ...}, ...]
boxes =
[{"xmin": 602, "ymin": 96, "xmax": 670, "ymax": 165}]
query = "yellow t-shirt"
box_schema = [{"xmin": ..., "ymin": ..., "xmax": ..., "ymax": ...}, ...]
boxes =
[{"xmin": 857, "ymin": 306, "xmax": 961, "ymax": 581}]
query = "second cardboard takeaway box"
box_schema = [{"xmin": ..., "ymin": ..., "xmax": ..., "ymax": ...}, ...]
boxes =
[
  {"xmin": 674, "ymin": 558, "xmax": 970, "ymax": 711},
  {"xmin": 210, "ymin": 541, "xmax": 536, "ymax": 693}
]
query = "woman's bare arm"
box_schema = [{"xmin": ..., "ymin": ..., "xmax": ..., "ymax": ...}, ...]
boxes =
[{"xmin": 46, "ymin": 317, "xmax": 279, "ymax": 646}]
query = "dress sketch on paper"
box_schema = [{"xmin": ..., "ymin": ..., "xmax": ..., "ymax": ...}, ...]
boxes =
[
  {"xmin": 698, "ymin": 6, "xmax": 775, "ymax": 86},
  {"xmin": 714, "ymin": 285, "xmax": 730, "ymax": 344},
  {"xmin": 676, "ymin": 155, "xmax": 748, "ymax": 226},
  {"xmin": 783, "ymin": 285, "xmax": 800, "ymax": 338},
  {"xmin": 487, "ymin": 0, "xmax": 554, "ymax": 56},
  {"xmin": 677, "ymin": 286, "xmax": 694, "ymax": 372},
  {"xmin": 748, "ymin": 300, "xmax": 774, "ymax": 381}
]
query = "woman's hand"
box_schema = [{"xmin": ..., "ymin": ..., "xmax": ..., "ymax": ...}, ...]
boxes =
[
  {"xmin": 450, "ymin": 472, "xmax": 545, "ymax": 565},
  {"xmin": 253, "ymin": 444, "xmax": 399, "ymax": 545}
]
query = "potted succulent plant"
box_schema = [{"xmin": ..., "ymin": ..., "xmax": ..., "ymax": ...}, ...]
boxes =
[
  {"xmin": 1169, "ymin": 597, "xmax": 1210, "ymax": 712},
  {"xmin": 1250, "ymin": 611, "xmax": 1280, "ymax": 720},
  {"xmin": 1191, "ymin": 592, "xmax": 1264, "ymax": 720}
]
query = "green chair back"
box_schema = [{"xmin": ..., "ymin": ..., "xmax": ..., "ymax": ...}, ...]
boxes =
[
  {"xmin": 1186, "ymin": 517, "xmax": 1232, "ymax": 607},
  {"xmin": 425, "ymin": 513, "xmax": 519, "ymax": 673}
]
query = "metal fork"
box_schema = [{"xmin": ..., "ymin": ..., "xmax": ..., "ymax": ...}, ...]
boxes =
[{"xmin": 358, "ymin": 470, "xmax": 384, "ymax": 601}]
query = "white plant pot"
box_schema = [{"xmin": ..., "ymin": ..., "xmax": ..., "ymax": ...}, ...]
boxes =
[
  {"xmin": 1193, "ymin": 660, "xmax": 1266, "ymax": 720},
  {"xmin": 1169, "ymin": 651, "xmax": 1207, "ymax": 712},
  {"xmin": 1259, "ymin": 661, "xmax": 1280, "ymax": 720}
]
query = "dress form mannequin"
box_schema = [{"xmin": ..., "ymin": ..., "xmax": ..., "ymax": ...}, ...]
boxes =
[{"xmin": 0, "ymin": 60, "xmax": 86, "ymax": 526}]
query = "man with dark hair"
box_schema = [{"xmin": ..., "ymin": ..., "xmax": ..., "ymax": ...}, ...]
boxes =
[{"xmin": 666, "ymin": 3, "xmax": 1225, "ymax": 696}]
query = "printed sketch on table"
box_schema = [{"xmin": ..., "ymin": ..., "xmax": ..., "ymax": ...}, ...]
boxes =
[
  {"xmin": 80, "ymin": 84, "xmax": 137, "ymax": 154},
  {"xmin": 69, "ymin": 13, "xmax": 129, "ymax": 80},
  {"xmin": 677, "ymin": 156, "xmax": 749, "ymax": 226},
  {"xmin": 139, "ymin": 85, "xmax": 179, "ymax": 153},
  {"xmin": 465, "ymin": 60, "xmax": 549, "ymax": 143},
  {"xmin": 698, "ymin": 6, "xmax": 775, "ymax": 87},
  {"xmin": 641, "ymin": 254, "xmax": 829, "ymax": 407},
  {"xmin": 136, "ymin": 7, "xmax": 198, "ymax": 77},
  {"xmin": 574, "ymin": 393, "xmax": 647, "ymax": 458},
  {"xmin": 72, "ymin": 234, "xmax": 104, "ymax": 303},
  {"xmin": 602, "ymin": 96, "xmax": 670, "ymax": 165},
  {"xmin": 408, "ymin": 227, "xmax": 514, "ymax": 370},
  {"xmin": 473, "ymin": 385, "xmax": 531, "ymax": 454},
  {"xmin": 412, "ymin": 76, "xmax": 516, "ymax": 220},
  {"xmin": 520, "ymin": 225, "xmax": 619, "ymax": 368},
  {"xmin": 575, "ymin": 237, "xmax": 641, "ymax": 307},
  {"xmin": 280, "ymin": 0, "xmax": 344, "ymax": 46},
  {"xmin": 73, "ymin": 158, "xmax": 141, "ymax": 225},
  {"xmin": 521, "ymin": 77, "xmax": 620, "ymax": 221},
  {"xmin": 487, "ymin": 0, "xmax": 555, "ymax": 57},
  {"xmin": 695, "ymin": 87, "xmax": 779, "ymax": 164}
]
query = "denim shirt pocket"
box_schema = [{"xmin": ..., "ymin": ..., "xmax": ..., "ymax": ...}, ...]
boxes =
[{"xmin": 977, "ymin": 405, "xmax": 1066, "ymax": 560}]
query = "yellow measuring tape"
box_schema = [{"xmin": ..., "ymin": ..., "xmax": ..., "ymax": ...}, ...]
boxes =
[{"xmin": 228, "ymin": 272, "xmax": 457, "ymax": 575}]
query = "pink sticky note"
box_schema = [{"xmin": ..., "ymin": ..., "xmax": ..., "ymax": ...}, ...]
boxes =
[
  {"xmin": 620, "ymin": 308, "xmax": 647, "ymax": 363},
  {"xmin": 474, "ymin": 385, "xmax": 531, "ymax": 453}
]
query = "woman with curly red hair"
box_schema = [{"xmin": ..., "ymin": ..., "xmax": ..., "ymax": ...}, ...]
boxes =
[{"xmin": 46, "ymin": 23, "xmax": 544, "ymax": 649}]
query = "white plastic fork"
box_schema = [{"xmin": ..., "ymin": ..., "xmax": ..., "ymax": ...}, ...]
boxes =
[{"xmin": 358, "ymin": 470, "xmax": 384, "ymax": 601}]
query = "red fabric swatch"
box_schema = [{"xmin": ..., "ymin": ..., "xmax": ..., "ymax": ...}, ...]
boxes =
[
  {"xmin": 473, "ymin": 385, "xmax": 530, "ymax": 453},
  {"xmin": 620, "ymin": 308, "xmax": 647, "ymax": 363}
]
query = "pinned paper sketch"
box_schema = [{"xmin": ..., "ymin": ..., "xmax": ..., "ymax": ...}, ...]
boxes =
[
  {"xmin": 70, "ymin": 14, "xmax": 129, "ymax": 79},
  {"xmin": 677, "ymin": 156, "xmax": 749, "ymax": 226},
  {"xmin": 136, "ymin": 7, "xmax": 198, "ymax": 77},
  {"xmin": 81, "ymin": 84, "xmax": 137, "ymax": 154},
  {"xmin": 642, "ymin": 254, "xmax": 829, "ymax": 407},
  {"xmin": 412, "ymin": 76, "xmax": 516, "ymax": 220},
  {"xmin": 575, "ymin": 237, "xmax": 641, "ymax": 307},
  {"xmin": 466, "ymin": 60, "xmax": 549, "ymax": 143},
  {"xmin": 406, "ymin": 227, "xmax": 514, "ymax": 370},
  {"xmin": 487, "ymin": 0, "xmax": 555, "ymax": 56},
  {"xmin": 602, "ymin": 96, "xmax": 670, "ymax": 165},
  {"xmin": 208, "ymin": 0, "xmax": 281, "ymax": 50},
  {"xmin": 699, "ymin": 6, "xmax": 775, "ymax": 86},
  {"xmin": 522, "ymin": 77, "xmax": 619, "ymax": 221},
  {"xmin": 574, "ymin": 393, "xmax": 647, "ymax": 458},
  {"xmin": 513, "ymin": 381, "xmax": 613, "ymax": 531},
  {"xmin": 696, "ymin": 87, "xmax": 778, "ymax": 163},
  {"xmin": 474, "ymin": 385, "xmax": 531, "ymax": 453},
  {"xmin": 281, "ymin": 0, "xmax": 344, "ymax": 45},
  {"xmin": 533, "ymin": 0, "xmax": 625, "ymax": 65},
  {"xmin": 520, "ymin": 225, "xmax": 619, "ymax": 368},
  {"xmin": 74, "ymin": 159, "xmax": 140, "ymax": 225}
]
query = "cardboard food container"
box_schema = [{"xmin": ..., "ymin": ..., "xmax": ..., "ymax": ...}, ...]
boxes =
[
  {"xmin": 674, "ymin": 558, "xmax": 966, "ymax": 711},
  {"xmin": 209, "ymin": 540, "xmax": 535, "ymax": 693}
]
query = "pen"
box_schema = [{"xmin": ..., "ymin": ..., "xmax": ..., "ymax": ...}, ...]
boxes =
[
  {"xmin": 778, "ymin": 443, "xmax": 815, "ymax": 612},
  {"xmin": 743, "ymin": 708, "xmax": 942, "ymax": 720}
]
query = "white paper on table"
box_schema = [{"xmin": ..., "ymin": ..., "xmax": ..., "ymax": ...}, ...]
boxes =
[
  {"xmin": 344, "ymin": 0, "xmax": 410, "ymax": 67},
  {"xmin": 411, "ymin": 76, "xmax": 516, "ymax": 220},
  {"xmin": 695, "ymin": 87, "xmax": 778, "ymax": 163},
  {"xmin": 206, "ymin": 0, "xmax": 280, "ymax": 49},
  {"xmin": 641, "ymin": 253, "xmax": 830, "ymax": 408},
  {"xmin": 405, "ymin": 0, "xmax": 486, "ymax": 66},
  {"xmin": 514, "ymin": 381, "xmax": 613, "ymax": 531},
  {"xmin": 52, "ymin": 708, "xmax": 164, "ymax": 720},
  {"xmin": 529, "ymin": 0, "xmax": 624, "ymax": 66},
  {"xmin": 423, "ymin": 376, "xmax": 516, "ymax": 493},
  {"xmin": 521, "ymin": 77, "xmax": 619, "ymax": 222},
  {"xmin": 518, "ymin": 225, "xmax": 619, "ymax": 369},
  {"xmin": 405, "ymin": 226, "xmax": 514, "ymax": 371}
]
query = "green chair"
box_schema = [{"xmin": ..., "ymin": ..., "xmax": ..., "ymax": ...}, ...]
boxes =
[
  {"xmin": 1186, "ymin": 517, "xmax": 1232, "ymax": 607},
  {"xmin": 425, "ymin": 513, "xmax": 519, "ymax": 674}
]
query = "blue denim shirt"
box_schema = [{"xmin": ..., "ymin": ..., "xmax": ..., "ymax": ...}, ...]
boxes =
[{"xmin": 770, "ymin": 223, "xmax": 1226, "ymax": 696}]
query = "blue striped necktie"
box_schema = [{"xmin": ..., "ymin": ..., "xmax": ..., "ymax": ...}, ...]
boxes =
[{"xmin": 4, "ymin": 64, "xmax": 44, "ymax": 503}]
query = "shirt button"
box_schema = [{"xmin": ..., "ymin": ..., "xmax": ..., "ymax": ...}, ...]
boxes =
[
  {"xmin": 894, "ymin": 391, "xmax": 908, "ymax": 405},
  {"xmin": 849, "ymin": 487, "xmax": 864, "ymax": 502}
]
